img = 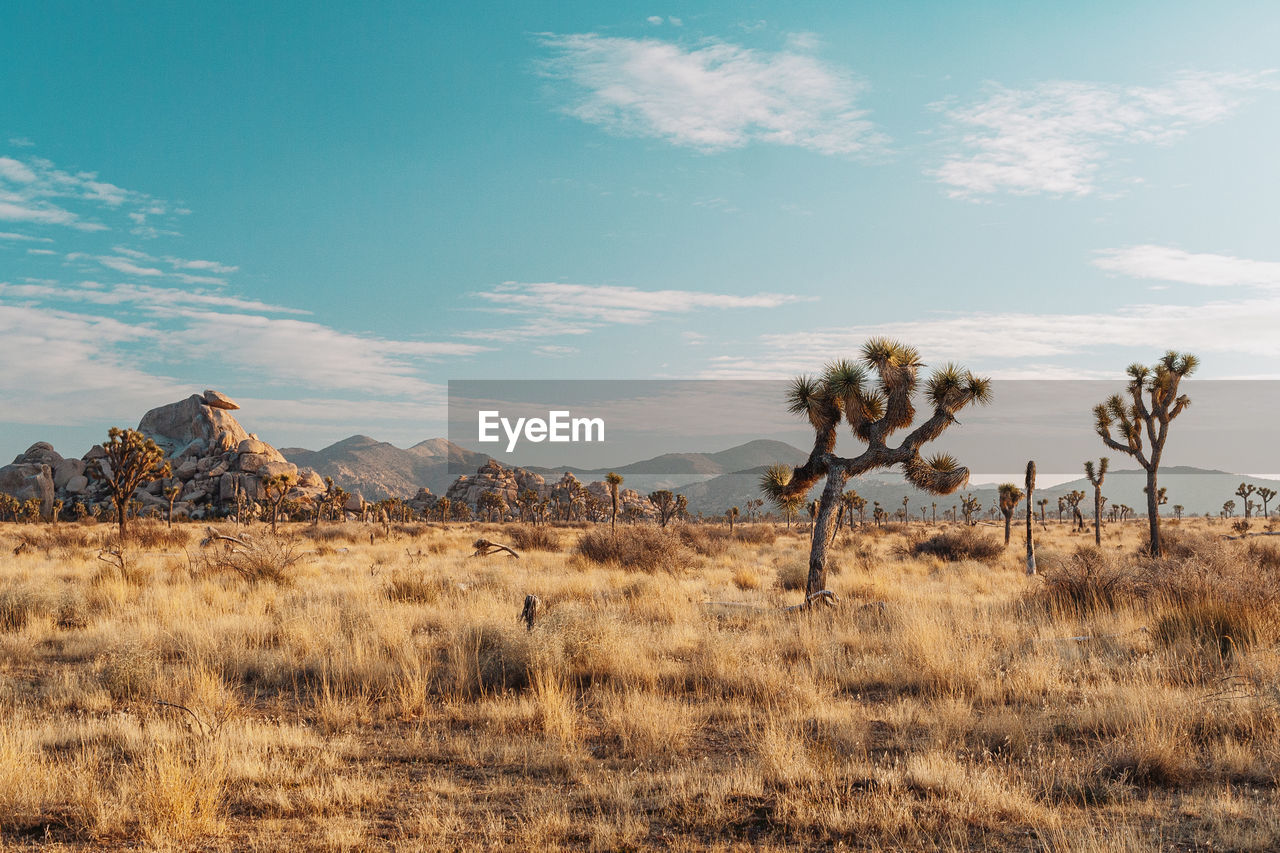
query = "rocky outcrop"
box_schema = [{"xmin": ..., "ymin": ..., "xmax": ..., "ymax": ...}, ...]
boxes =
[
  {"xmin": 0, "ymin": 390, "xmax": 325, "ymax": 521},
  {"xmin": 445, "ymin": 460, "xmax": 546, "ymax": 513}
]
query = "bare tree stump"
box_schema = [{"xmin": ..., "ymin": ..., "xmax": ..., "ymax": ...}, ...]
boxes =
[{"xmin": 520, "ymin": 594, "xmax": 540, "ymax": 631}]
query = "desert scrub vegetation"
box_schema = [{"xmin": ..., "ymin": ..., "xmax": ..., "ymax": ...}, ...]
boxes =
[{"xmin": 3, "ymin": 517, "xmax": 1280, "ymax": 850}]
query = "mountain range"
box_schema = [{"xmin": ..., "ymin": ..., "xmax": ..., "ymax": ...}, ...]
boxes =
[{"xmin": 280, "ymin": 435, "xmax": 1278, "ymax": 518}]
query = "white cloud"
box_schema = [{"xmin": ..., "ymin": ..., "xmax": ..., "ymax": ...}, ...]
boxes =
[
  {"xmin": 538, "ymin": 33, "xmax": 885, "ymax": 154},
  {"xmin": 0, "ymin": 231, "xmax": 53, "ymax": 242},
  {"xmin": 0, "ymin": 304, "xmax": 185, "ymax": 425},
  {"xmin": 934, "ymin": 71, "xmax": 1276, "ymax": 198},
  {"xmin": 1093, "ymin": 245, "xmax": 1280, "ymax": 288},
  {"xmin": 646, "ymin": 15, "xmax": 663, "ymax": 25},
  {"xmin": 533, "ymin": 344, "xmax": 579, "ymax": 357},
  {"xmin": 473, "ymin": 281, "xmax": 807, "ymax": 328},
  {"xmin": 0, "ymin": 154, "xmax": 179, "ymax": 233},
  {"xmin": 171, "ymin": 311, "xmax": 489, "ymax": 396},
  {"xmin": 98, "ymin": 255, "xmax": 166, "ymax": 277},
  {"xmin": 702, "ymin": 294, "xmax": 1280, "ymax": 379}
]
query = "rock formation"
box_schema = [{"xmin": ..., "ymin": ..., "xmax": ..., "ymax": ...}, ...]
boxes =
[{"xmin": 0, "ymin": 390, "xmax": 327, "ymax": 521}]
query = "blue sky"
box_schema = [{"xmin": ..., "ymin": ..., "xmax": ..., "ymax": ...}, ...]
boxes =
[{"xmin": 2, "ymin": 1, "xmax": 1279, "ymax": 459}]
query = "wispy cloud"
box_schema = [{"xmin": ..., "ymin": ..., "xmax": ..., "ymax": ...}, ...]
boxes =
[
  {"xmin": 933, "ymin": 71, "xmax": 1276, "ymax": 198},
  {"xmin": 471, "ymin": 281, "xmax": 806, "ymax": 335},
  {"xmin": 0, "ymin": 153, "xmax": 182, "ymax": 234},
  {"xmin": 1093, "ymin": 245, "xmax": 1280, "ymax": 288},
  {"xmin": 537, "ymin": 33, "xmax": 885, "ymax": 154}
]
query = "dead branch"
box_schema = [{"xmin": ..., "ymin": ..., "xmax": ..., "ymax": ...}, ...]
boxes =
[{"xmin": 471, "ymin": 538, "xmax": 520, "ymax": 558}]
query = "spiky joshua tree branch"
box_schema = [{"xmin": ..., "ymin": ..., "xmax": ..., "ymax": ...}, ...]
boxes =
[{"xmin": 761, "ymin": 339, "xmax": 991, "ymax": 598}]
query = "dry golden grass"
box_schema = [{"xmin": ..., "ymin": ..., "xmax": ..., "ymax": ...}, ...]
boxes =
[{"xmin": 0, "ymin": 515, "xmax": 1278, "ymax": 850}]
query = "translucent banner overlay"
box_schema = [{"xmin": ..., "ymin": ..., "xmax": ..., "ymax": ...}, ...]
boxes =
[{"xmin": 447, "ymin": 379, "xmax": 1280, "ymax": 484}]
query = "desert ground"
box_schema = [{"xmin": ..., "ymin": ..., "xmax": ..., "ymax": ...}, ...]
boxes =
[{"xmin": 1, "ymin": 515, "xmax": 1278, "ymax": 851}]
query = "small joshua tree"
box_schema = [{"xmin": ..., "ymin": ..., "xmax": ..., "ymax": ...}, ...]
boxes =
[
  {"xmin": 1173, "ymin": 504, "xmax": 1184, "ymax": 520},
  {"xmin": 1258, "ymin": 487, "xmax": 1276, "ymax": 519},
  {"xmin": 435, "ymin": 496, "xmax": 452, "ymax": 524},
  {"xmin": 164, "ymin": 482, "xmax": 181, "ymax": 529},
  {"xmin": 1094, "ymin": 351, "xmax": 1197, "ymax": 557},
  {"xmin": 997, "ymin": 483, "xmax": 1023, "ymax": 546},
  {"xmin": 727, "ymin": 506, "xmax": 739, "ymax": 532},
  {"xmin": 85, "ymin": 427, "xmax": 170, "ymax": 538},
  {"xmin": 1084, "ymin": 457, "xmax": 1108, "ymax": 546},
  {"xmin": 649, "ymin": 490, "xmax": 677, "ymax": 528},
  {"xmin": 1236, "ymin": 483, "xmax": 1256, "ymax": 519},
  {"xmin": 761, "ymin": 340, "xmax": 990, "ymax": 598},
  {"xmin": 960, "ymin": 493, "xmax": 981, "ymax": 526},
  {"xmin": 1065, "ymin": 490, "xmax": 1086, "ymax": 531},
  {"xmin": 605, "ymin": 472, "xmax": 623, "ymax": 534},
  {"xmin": 261, "ymin": 472, "xmax": 294, "ymax": 533}
]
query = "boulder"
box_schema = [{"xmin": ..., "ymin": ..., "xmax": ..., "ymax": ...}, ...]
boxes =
[
  {"xmin": 0, "ymin": 463, "xmax": 54, "ymax": 517},
  {"xmin": 344, "ymin": 492, "xmax": 366, "ymax": 513},
  {"xmin": 202, "ymin": 389, "xmax": 240, "ymax": 410},
  {"xmin": 297, "ymin": 468, "xmax": 325, "ymax": 489},
  {"xmin": 14, "ymin": 442, "xmax": 63, "ymax": 468},
  {"xmin": 175, "ymin": 458, "xmax": 200, "ymax": 480},
  {"xmin": 237, "ymin": 438, "xmax": 272, "ymax": 455},
  {"xmin": 138, "ymin": 393, "xmax": 250, "ymax": 456},
  {"xmin": 257, "ymin": 461, "xmax": 298, "ymax": 480},
  {"xmin": 237, "ymin": 453, "xmax": 271, "ymax": 474},
  {"xmin": 65, "ymin": 475, "xmax": 89, "ymax": 494},
  {"xmin": 53, "ymin": 458, "xmax": 85, "ymax": 489}
]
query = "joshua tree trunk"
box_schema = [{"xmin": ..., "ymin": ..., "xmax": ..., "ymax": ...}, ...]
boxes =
[
  {"xmin": 806, "ymin": 474, "xmax": 847, "ymax": 596},
  {"xmin": 1025, "ymin": 461, "xmax": 1036, "ymax": 576},
  {"xmin": 1003, "ymin": 512, "xmax": 1012, "ymax": 546},
  {"xmin": 1145, "ymin": 465, "xmax": 1160, "ymax": 553}
]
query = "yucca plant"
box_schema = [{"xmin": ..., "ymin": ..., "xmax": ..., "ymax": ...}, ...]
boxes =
[
  {"xmin": 1094, "ymin": 351, "xmax": 1197, "ymax": 557},
  {"xmin": 1084, "ymin": 457, "xmax": 1108, "ymax": 546},
  {"xmin": 605, "ymin": 472, "xmax": 623, "ymax": 533},
  {"xmin": 760, "ymin": 339, "xmax": 990, "ymax": 598}
]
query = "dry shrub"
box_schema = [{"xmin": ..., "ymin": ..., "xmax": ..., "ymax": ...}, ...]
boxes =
[
  {"xmin": 194, "ymin": 534, "xmax": 304, "ymax": 584},
  {"xmin": 98, "ymin": 640, "xmax": 161, "ymax": 700},
  {"xmin": 776, "ymin": 563, "xmax": 808, "ymax": 591},
  {"xmin": 734, "ymin": 525, "xmax": 776, "ymax": 545},
  {"xmin": 732, "ymin": 566, "xmax": 762, "ymax": 590},
  {"xmin": 0, "ymin": 585, "xmax": 51, "ymax": 632},
  {"xmin": 576, "ymin": 527, "xmax": 693, "ymax": 573},
  {"xmin": 1037, "ymin": 546, "xmax": 1138, "ymax": 614},
  {"xmin": 16, "ymin": 525, "xmax": 96, "ymax": 554},
  {"xmin": 124, "ymin": 520, "xmax": 190, "ymax": 549},
  {"xmin": 446, "ymin": 622, "xmax": 534, "ymax": 696},
  {"xmin": 508, "ymin": 525, "xmax": 562, "ymax": 552},
  {"xmin": 384, "ymin": 572, "xmax": 453, "ymax": 604},
  {"xmin": 910, "ymin": 527, "xmax": 1003, "ymax": 563},
  {"xmin": 678, "ymin": 526, "xmax": 730, "ymax": 557}
]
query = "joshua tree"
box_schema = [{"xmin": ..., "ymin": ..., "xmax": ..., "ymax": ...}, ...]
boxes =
[
  {"xmin": 997, "ymin": 483, "xmax": 1023, "ymax": 546},
  {"xmin": 477, "ymin": 490, "xmax": 506, "ymax": 523},
  {"xmin": 674, "ymin": 494, "xmax": 688, "ymax": 522},
  {"xmin": 605, "ymin": 472, "xmax": 623, "ymax": 533},
  {"xmin": 1223, "ymin": 500, "xmax": 1236, "ymax": 518},
  {"xmin": 1025, "ymin": 461, "xmax": 1037, "ymax": 575},
  {"xmin": 1173, "ymin": 504, "xmax": 1184, "ymax": 520},
  {"xmin": 1037, "ymin": 498, "xmax": 1048, "ymax": 525},
  {"xmin": 261, "ymin": 472, "xmax": 293, "ymax": 532},
  {"xmin": 435, "ymin": 496, "xmax": 452, "ymax": 523},
  {"xmin": 727, "ymin": 506, "xmax": 739, "ymax": 532},
  {"xmin": 762, "ymin": 344, "xmax": 988, "ymax": 601},
  {"xmin": 960, "ymin": 493, "xmax": 981, "ymax": 526},
  {"xmin": 1065, "ymin": 490, "xmax": 1086, "ymax": 531},
  {"xmin": 1084, "ymin": 457, "xmax": 1108, "ymax": 546},
  {"xmin": 901, "ymin": 495, "xmax": 910, "ymax": 525},
  {"xmin": 1143, "ymin": 485, "xmax": 1168, "ymax": 515},
  {"xmin": 649, "ymin": 490, "xmax": 678, "ymax": 528},
  {"xmin": 1236, "ymin": 483, "xmax": 1256, "ymax": 519},
  {"xmin": 85, "ymin": 427, "xmax": 171, "ymax": 538},
  {"xmin": 1094, "ymin": 351, "xmax": 1198, "ymax": 557},
  {"xmin": 1257, "ymin": 487, "xmax": 1276, "ymax": 519},
  {"xmin": 164, "ymin": 482, "xmax": 181, "ymax": 528}
]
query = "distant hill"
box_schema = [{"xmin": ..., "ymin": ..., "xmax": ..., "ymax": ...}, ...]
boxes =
[
  {"xmin": 280, "ymin": 436, "xmax": 489, "ymax": 500},
  {"xmin": 672, "ymin": 464, "xmax": 1280, "ymax": 518}
]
